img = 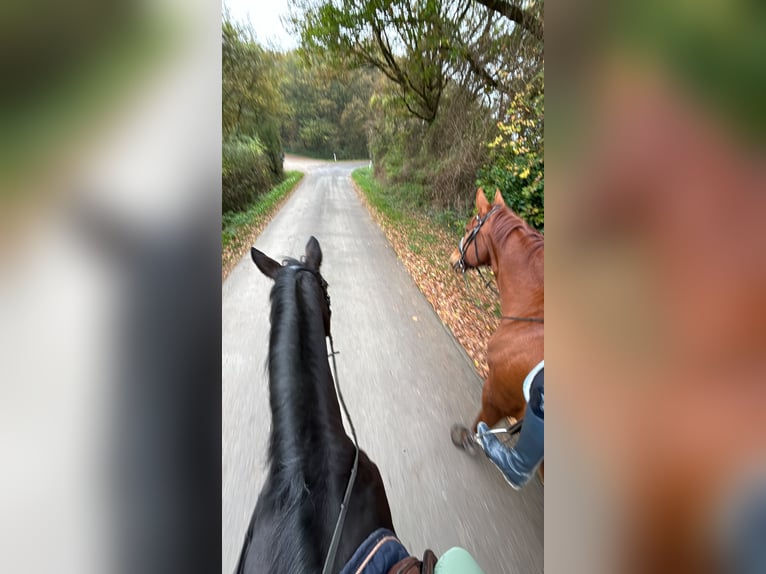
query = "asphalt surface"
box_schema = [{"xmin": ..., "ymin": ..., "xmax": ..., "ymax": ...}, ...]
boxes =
[{"xmin": 222, "ymin": 157, "xmax": 544, "ymax": 573}]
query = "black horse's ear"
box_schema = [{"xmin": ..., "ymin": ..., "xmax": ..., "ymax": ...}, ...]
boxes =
[
  {"xmin": 304, "ymin": 236, "xmax": 322, "ymax": 270},
  {"xmin": 251, "ymin": 247, "xmax": 281, "ymax": 279}
]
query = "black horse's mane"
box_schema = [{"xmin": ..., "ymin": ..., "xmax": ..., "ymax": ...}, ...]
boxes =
[{"xmin": 266, "ymin": 260, "xmax": 342, "ymax": 466}]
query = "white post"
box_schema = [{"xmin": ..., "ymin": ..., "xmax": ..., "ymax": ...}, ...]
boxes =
[{"xmin": 333, "ymin": 153, "xmax": 337, "ymax": 162}]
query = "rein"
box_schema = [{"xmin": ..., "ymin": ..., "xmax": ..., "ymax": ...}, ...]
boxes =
[
  {"xmin": 503, "ymin": 315, "xmax": 544, "ymax": 323},
  {"xmin": 461, "ymin": 273, "xmax": 544, "ymax": 323},
  {"xmin": 321, "ymin": 332, "xmax": 358, "ymax": 574},
  {"xmin": 292, "ymin": 266, "xmax": 358, "ymax": 574},
  {"xmin": 457, "ymin": 207, "xmax": 544, "ymax": 324}
]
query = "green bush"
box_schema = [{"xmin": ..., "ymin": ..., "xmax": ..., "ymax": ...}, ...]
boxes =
[
  {"xmin": 477, "ymin": 74, "xmax": 544, "ymax": 231},
  {"xmin": 222, "ymin": 136, "xmax": 274, "ymax": 213},
  {"xmin": 368, "ymin": 84, "xmax": 493, "ymax": 212},
  {"xmin": 222, "ymin": 171, "xmax": 303, "ymax": 248},
  {"xmin": 478, "ymin": 160, "xmax": 544, "ymax": 231}
]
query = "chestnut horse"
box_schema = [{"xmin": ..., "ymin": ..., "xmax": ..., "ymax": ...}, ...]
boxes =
[
  {"xmin": 449, "ymin": 189, "xmax": 544, "ymax": 431},
  {"xmin": 560, "ymin": 67, "xmax": 766, "ymax": 573}
]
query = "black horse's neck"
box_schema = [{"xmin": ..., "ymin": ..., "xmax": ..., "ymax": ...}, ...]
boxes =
[
  {"xmin": 240, "ymin": 244, "xmax": 395, "ymax": 574},
  {"xmin": 266, "ymin": 267, "xmax": 347, "ymax": 476}
]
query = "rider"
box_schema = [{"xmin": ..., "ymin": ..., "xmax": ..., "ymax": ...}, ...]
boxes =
[{"xmin": 477, "ymin": 362, "xmax": 544, "ymax": 490}]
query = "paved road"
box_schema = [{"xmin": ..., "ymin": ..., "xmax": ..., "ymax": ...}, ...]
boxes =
[{"xmin": 222, "ymin": 158, "xmax": 544, "ymax": 573}]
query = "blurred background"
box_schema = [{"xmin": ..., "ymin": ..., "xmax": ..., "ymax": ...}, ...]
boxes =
[
  {"xmin": 547, "ymin": 0, "xmax": 766, "ymax": 572},
  {"xmin": 0, "ymin": 1, "xmax": 220, "ymax": 573}
]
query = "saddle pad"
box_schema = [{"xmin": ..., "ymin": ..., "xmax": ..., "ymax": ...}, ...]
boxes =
[{"xmin": 339, "ymin": 528, "xmax": 411, "ymax": 574}]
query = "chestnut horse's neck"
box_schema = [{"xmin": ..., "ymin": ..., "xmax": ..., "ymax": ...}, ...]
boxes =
[{"xmin": 484, "ymin": 209, "xmax": 544, "ymax": 319}]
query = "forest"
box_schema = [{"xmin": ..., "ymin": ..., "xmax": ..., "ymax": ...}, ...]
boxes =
[{"xmin": 222, "ymin": 0, "xmax": 543, "ymax": 229}]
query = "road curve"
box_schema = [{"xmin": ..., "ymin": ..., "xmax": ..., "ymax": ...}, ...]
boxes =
[{"xmin": 222, "ymin": 158, "xmax": 544, "ymax": 573}]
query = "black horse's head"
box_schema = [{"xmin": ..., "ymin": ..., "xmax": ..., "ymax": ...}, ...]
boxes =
[{"xmin": 251, "ymin": 236, "xmax": 331, "ymax": 338}]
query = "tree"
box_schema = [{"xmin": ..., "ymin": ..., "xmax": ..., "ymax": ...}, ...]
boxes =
[
  {"xmin": 222, "ymin": 17, "xmax": 282, "ymax": 142},
  {"xmin": 278, "ymin": 52, "xmax": 377, "ymax": 158},
  {"xmin": 473, "ymin": 0, "xmax": 542, "ymax": 40},
  {"xmin": 289, "ymin": 0, "xmax": 544, "ymax": 216},
  {"xmin": 222, "ymin": 15, "xmax": 285, "ymax": 211},
  {"xmin": 289, "ymin": 0, "xmax": 543, "ymax": 121}
]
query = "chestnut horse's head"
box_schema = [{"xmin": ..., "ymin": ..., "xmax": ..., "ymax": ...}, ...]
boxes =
[{"xmin": 450, "ymin": 188, "xmax": 506, "ymax": 272}]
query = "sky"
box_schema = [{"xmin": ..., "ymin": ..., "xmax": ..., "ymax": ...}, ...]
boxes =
[{"xmin": 223, "ymin": 0, "xmax": 298, "ymax": 50}]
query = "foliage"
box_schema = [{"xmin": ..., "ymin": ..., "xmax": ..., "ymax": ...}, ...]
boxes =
[
  {"xmin": 222, "ymin": 136, "xmax": 274, "ymax": 213},
  {"xmin": 278, "ymin": 52, "xmax": 376, "ymax": 159},
  {"xmin": 291, "ymin": 0, "xmax": 543, "ymax": 219},
  {"xmin": 222, "ymin": 171, "xmax": 304, "ymax": 248},
  {"xmin": 352, "ymin": 167, "xmax": 426, "ymax": 223},
  {"xmin": 222, "ymin": 14, "xmax": 284, "ymax": 213},
  {"xmin": 1, "ymin": 10, "xmax": 166, "ymax": 190},
  {"xmin": 478, "ymin": 71, "xmax": 544, "ymax": 230},
  {"xmin": 368, "ymin": 79, "xmax": 495, "ymax": 210},
  {"xmin": 357, "ymin": 160, "xmax": 472, "ymax": 238},
  {"xmin": 290, "ymin": 0, "xmax": 446, "ymax": 121},
  {"xmin": 222, "ymin": 171, "xmax": 304, "ymax": 278},
  {"xmin": 289, "ymin": 0, "xmax": 543, "ymax": 121},
  {"xmin": 222, "ymin": 17, "xmax": 283, "ymax": 142},
  {"xmin": 423, "ymin": 85, "xmax": 496, "ymax": 209},
  {"xmin": 366, "ymin": 77, "xmax": 421, "ymax": 179}
]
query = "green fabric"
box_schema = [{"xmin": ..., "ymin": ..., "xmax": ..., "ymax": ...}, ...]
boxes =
[{"xmin": 435, "ymin": 547, "xmax": 486, "ymax": 574}]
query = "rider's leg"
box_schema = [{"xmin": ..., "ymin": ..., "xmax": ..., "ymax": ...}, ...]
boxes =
[{"xmin": 478, "ymin": 370, "xmax": 544, "ymax": 489}]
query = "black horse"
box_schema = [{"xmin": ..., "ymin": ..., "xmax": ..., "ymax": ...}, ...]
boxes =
[{"xmin": 236, "ymin": 237, "xmax": 396, "ymax": 574}]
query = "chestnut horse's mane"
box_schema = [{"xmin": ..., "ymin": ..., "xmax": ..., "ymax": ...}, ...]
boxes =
[{"xmin": 489, "ymin": 208, "xmax": 544, "ymax": 266}]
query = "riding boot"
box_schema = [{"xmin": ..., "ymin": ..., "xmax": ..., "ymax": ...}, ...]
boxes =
[{"xmin": 478, "ymin": 371, "xmax": 544, "ymax": 489}]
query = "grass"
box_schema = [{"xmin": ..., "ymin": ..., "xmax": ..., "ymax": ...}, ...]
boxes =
[
  {"xmin": 222, "ymin": 171, "xmax": 302, "ymax": 245},
  {"xmin": 352, "ymin": 167, "xmax": 467, "ymax": 248},
  {"xmin": 221, "ymin": 170, "xmax": 304, "ymax": 278},
  {"xmin": 351, "ymin": 167, "xmax": 434, "ymax": 223}
]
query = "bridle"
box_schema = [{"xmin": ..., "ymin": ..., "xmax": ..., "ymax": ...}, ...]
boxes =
[
  {"xmin": 455, "ymin": 205, "xmax": 501, "ymax": 276},
  {"xmin": 291, "ymin": 265, "xmax": 358, "ymax": 574},
  {"xmin": 455, "ymin": 207, "xmax": 544, "ymax": 324},
  {"xmin": 292, "ymin": 264, "xmax": 331, "ymax": 319}
]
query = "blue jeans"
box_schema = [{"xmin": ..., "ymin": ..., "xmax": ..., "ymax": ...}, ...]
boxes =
[{"xmin": 478, "ymin": 368, "xmax": 544, "ymax": 489}]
